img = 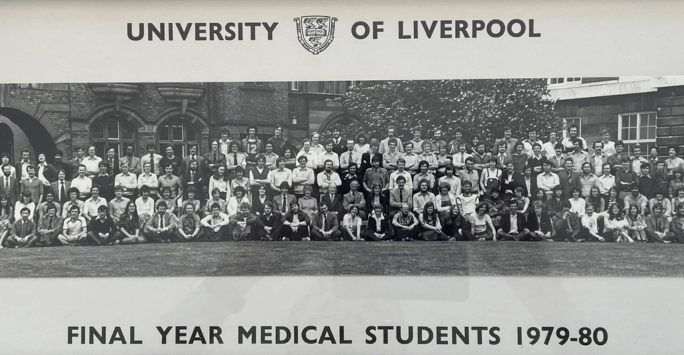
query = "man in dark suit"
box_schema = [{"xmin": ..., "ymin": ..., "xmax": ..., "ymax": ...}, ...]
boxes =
[
  {"xmin": 256, "ymin": 202, "xmax": 282, "ymax": 241},
  {"xmin": 557, "ymin": 158, "xmax": 581, "ymax": 199},
  {"xmin": 494, "ymin": 141, "xmax": 514, "ymax": 170},
  {"xmin": 493, "ymin": 126, "xmax": 518, "ymax": 156},
  {"xmin": 181, "ymin": 144, "xmax": 205, "ymax": 176},
  {"xmin": 7, "ymin": 207, "xmax": 38, "ymax": 248},
  {"xmin": 497, "ymin": 200, "xmax": 534, "ymax": 241},
  {"xmin": 50, "ymin": 170, "xmax": 71, "ymax": 204},
  {"xmin": 14, "ymin": 149, "xmax": 33, "ymax": 181},
  {"xmin": 526, "ymin": 201, "xmax": 553, "ymax": 241},
  {"xmin": 180, "ymin": 158, "xmax": 205, "ymax": 203},
  {"xmin": 645, "ymin": 203, "xmax": 675, "ymax": 243},
  {"xmin": 513, "ymin": 165, "xmax": 538, "ymax": 197},
  {"xmin": 119, "ymin": 145, "xmax": 142, "ymax": 175},
  {"xmin": 500, "ymin": 162, "xmax": 518, "ymax": 200},
  {"xmin": 0, "ymin": 164, "xmax": 20, "ymax": 206},
  {"xmin": 311, "ymin": 203, "xmax": 342, "ymax": 241},
  {"xmin": 320, "ymin": 183, "xmax": 344, "ymax": 221},
  {"xmin": 389, "ymin": 175, "xmax": 413, "ymax": 218},
  {"xmin": 272, "ymin": 181, "xmax": 296, "ymax": 215},
  {"xmin": 204, "ymin": 140, "xmax": 226, "ymax": 178}
]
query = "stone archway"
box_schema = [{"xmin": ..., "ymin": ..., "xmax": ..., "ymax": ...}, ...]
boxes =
[
  {"xmin": 318, "ymin": 113, "xmax": 362, "ymax": 134},
  {"xmin": 0, "ymin": 108, "xmax": 57, "ymax": 161}
]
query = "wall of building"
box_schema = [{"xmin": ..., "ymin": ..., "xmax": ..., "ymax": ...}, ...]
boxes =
[{"xmin": 656, "ymin": 86, "xmax": 684, "ymax": 155}]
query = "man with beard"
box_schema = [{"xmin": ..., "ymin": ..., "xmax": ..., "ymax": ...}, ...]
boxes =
[
  {"xmin": 52, "ymin": 150, "xmax": 71, "ymax": 181},
  {"xmin": 267, "ymin": 126, "xmax": 288, "ymax": 156},
  {"xmin": 160, "ymin": 146, "xmax": 182, "ymax": 177},
  {"xmin": 256, "ymin": 202, "xmax": 282, "ymax": 241},
  {"xmin": 119, "ymin": 145, "xmax": 142, "ymax": 175},
  {"xmin": 330, "ymin": 128, "xmax": 346, "ymax": 156},
  {"xmin": 0, "ymin": 164, "xmax": 19, "ymax": 206},
  {"xmin": 181, "ymin": 144, "xmax": 204, "ymax": 176},
  {"xmin": 378, "ymin": 125, "xmax": 404, "ymax": 154}
]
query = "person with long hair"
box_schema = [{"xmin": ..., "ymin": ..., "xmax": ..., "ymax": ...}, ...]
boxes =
[
  {"xmin": 180, "ymin": 187, "xmax": 201, "ymax": 216},
  {"xmin": 118, "ymin": 201, "xmax": 145, "ymax": 244},
  {"xmin": 205, "ymin": 188, "xmax": 227, "ymax": 217},
  {"xmin": 14, "ymin": 191, "xmax": 35, "ymax": 222},
  {"xmin": 585, "ymin": 186, "xmax": 605, "ymax": 213},
  {"xmin": 467, "ymin": 202, "xmax": 496, "ymax": 241},
  {"xmin": 252, "ymin": 185, "xmax": 269, "ymax": 216},
  {"xmin": 626, "ymin": 204, "xmax": 647, "ymax": 242},
  {"xmin": 527, "ymin": 201, "xmax": 553, "ymax": 241},
  {"xmin": 231, "ymin": 166, "xmax": 251, "ymax": 200},
  {"xmin": 649, "ymin": 188, "xmax": 672, "ymax": 220},
  {"xmin": 435, "ymin": 181, "xmax": 456, "ymax": 222},
  {"xmin": 604, "ymin": 203, "xmax": 632, "ymax": 243},
  {"xmin": 366, "ymin": 183, "xmax": 388, "ymax": 216},
  {"xmin": 568, "ymin": 187, "xmax": 586, "ymax": 216},
  {"xmin": 155, "ymin": 187, "xmax": 176, "ymax": 216},
  {"xmin": 209, "ymin": 165, "xmax": 231, "ymax": 200},
  {"xmin": 511, "ymin": 142, "xmax": 528, "ymax": 174},
  {"xmin": 645, "ymin": 203, "xmax": 675, "ymax": 243},
  {"xmin": 226, "ymin": 186, "xmax": 251, "ymax": 217},
  {"xmin": 354, "ymin": 132, "xmax": 370, "ymax": 155},
  {"xmin": 606, "ymin": 186, "xmax": 622, "ymax": 212},
  {"xmin": 281, "ymin": 202, "xmax": 310, "ymax": 241},
  {"xmin": 283, "ymin": 147, "xmax": 298, "ymax": 171},
  {"xmin": 419, "ymin": 202, "xmax": 450, "ymax": 241},
  {"xmin": 0, "ymin": 195, "xmax": 14, "ymax": 248},
  {"xmin": 530, "ymin": 188, "xmax": 548, "ymax": 212},
  {"xmin": 365, "ymin": 203, "xmax": 392, "ymax": 241},
  {"xmin": 480, "ymin": 158, "xmax": 501, "ymax": 198}
]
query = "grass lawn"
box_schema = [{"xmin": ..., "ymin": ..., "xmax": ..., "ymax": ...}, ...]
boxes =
[{"xmin": 1, "ymin": 241, "xmax": 684, "ymax": 278}]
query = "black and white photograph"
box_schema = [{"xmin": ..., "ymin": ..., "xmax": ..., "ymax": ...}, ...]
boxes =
[{"xmin": 1, "ymin": 77, "xmax": 682, "ymax": 277}]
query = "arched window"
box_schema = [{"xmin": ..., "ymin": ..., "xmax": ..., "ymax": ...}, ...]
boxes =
[
  {"xmin": 0, "ymin": 123, "xmax": 14, "ymax": 163},
  {"xmin": 158, "ymin": 121, "xmax": 199, "ymax": 157},
  {"xmin": 91, "ymin": 119, "xmax": 137, "ymax": 157}
]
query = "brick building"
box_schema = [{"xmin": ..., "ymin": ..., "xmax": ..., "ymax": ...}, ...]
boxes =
[
  {"xmin": 548, "ymin": 76, "xmax": 684, "ymax": 156},
  {"xmin": 0, "ymin": 81, "xmax": 358, "ymax": 163}
]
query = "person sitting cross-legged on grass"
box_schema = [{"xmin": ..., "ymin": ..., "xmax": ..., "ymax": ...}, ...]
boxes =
[
  {"xmin": 7, "ymin": 207, "xmax": 38, "ymax": 248},
  {"xmin": 441, "ymin": 205, "xmax": 470, "ymax": 241},
  {"xmin": 392, "ymin": 203, "xmax": 419, "ymax": 241},
  {"xmin": 418, "ymin": 202, "xmax": 451, "ymax": 241},
  {"xmin": 311, "ymin": 203, "xmax": 341, "ymax": 241},
  {"xmin": 281, "ymin": 202, "xmax": 310, "ymax": 241},
  {"xmin": 468, "ymin": 202, "xmax": 496, "ymax": 241},
  {"xmin": 175, "ymin": 202, "xmax": 202, "ymax": 242},
  {"xmin": 496, "ymin": 199, "xmax": 535, "ymax": 241},
  {"xmin": 57, "ymin": 205, "xmax": 88, "ymax": 246},
  {"xmin": 526, "ymin": 201, "xmax": 553, "ymax": 241},
  {"xmin": 578, "ymin": 204, "xmax": 609, "ymax": 242},
  {"xmin": 256, "ymin": 202, "xmax": 282, "ymax": 241},
  {"xmin": 36, "ymin": 203, "xmax": 63, "ymax": 247},
  {"xmin": 552, "ymin": 200, "xmax": 582, "ymax": 242},
  {"xmin": 645, "ymin": 203, "xmax": 676, "ymax": 243},
  {"xmin": 229, "ymin": 202, "xmax": 257, "ymax": 241},
  {"xmin": 200, "ymin": 203, "xmax": 230, "ymax": 241},
  {"xmin": 144, "ymin": 201, "xmax": 177, "ymax": 243},
  {"xmin": 87, "ymin": 205, "xmax": 122, "ymax": 245},
  {"xmin": 604, "ymin": 203, "xmax": 633, "ymax": 243},
  {"xmin": 626, "ymin": 204, "xmax": 648, "ymax": 242},
  {"xmin": 365, "ymin": 203, "xmax": 392, "ymax": 241},
  {"xmin": 670, "ymin": 204, "xmax": 684, "ymax": 243},
  {"xmin": 118, "ymin": 201, "xmax": 146, "ymax": 244},
  {"xmin": 341, "ymin": 205, "xmax": 363, "ymax": 241}
]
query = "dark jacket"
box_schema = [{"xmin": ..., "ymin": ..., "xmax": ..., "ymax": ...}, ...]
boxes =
[
  {"xmin": 498, "ymin": 212, "xmax": 528, "ymax": 234},
  {"xmin": 557, "ymin": 169, "xmax": 581, "ymax": 198},
  {"xmin": 367, "ymin": 213, "xmax": 391, "ymax": 235},
  {"xmin": 312, "ymin": 211, "xmax": 340, "ymax": 233},
  {"xmin": 320, "ymin": 192, "xmax": 344, "ymax": 217},
  {"xmin": 526, "ymin": 210, "xmax": 553, "ymax": 235}
]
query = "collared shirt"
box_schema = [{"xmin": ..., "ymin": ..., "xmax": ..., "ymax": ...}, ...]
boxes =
[
  {"xmin": 509, "ymin": 213, "xmax": 519, "ymax": 234},
  {"xmin": 263, "ymin": 152, "xmax": 279, "ymax": 169},
  {"xmin": 378, "ymin": 137, "xmax": 404, "ymax": 154},
  {"xmin": 459, "ymin": 169, "xmax": 480, "ymax": 192},
  {"xmin": 63, "ymin": 217, "xmax": 87, "ymax": 237},
  {"xmin": 339, "ymin": 151, "xmax": 362, "ymax": 171},
  {"xmin": 137, "ymin": 173, "xmax": 159, "ymax": 191},
  {"xmin": 292, "ymin": 167, "xmax": 315, "ymax": 194},
  {"xmin": 108, "ymin": 197, "xmax": 130, "ymax": 222},
  {"xmin": 82, "ymin": 156, "xmax": 103, "ymax": 176},
  {"xmin": 71, "ymin": 176, "xmax": 92, "ymax": 198},
  {"xmin": 393, "ymin": 211, "xmax": 416, "ymax": 227},
  {"xmin": 591, "ymin": 154, "xmax": 606, "ymax": 175},
  {"xmin": 522, "ymin": 139, "xmax": 544, "ymax": 158},
  {"xmin": 578, "ymin": 173, "xmax": 598, "ymax": 197},
  {"xmin": 413, "ymin": 172, "xmax": 435, "ymax": 191},
  {"xmin": 201, "ymin": 212, "xmax": 230, "ymax": 227},
  {"xmin": 179, "ymin": 213, "xmax": 201, "ymax": 234},
  {"xmin": 295, "ymin": 150, "xmax": 319, "ymax": 169},
  {"xmin": 363, "ymin": 167, "xmax": 389, "ymax": 190},
  {"xmin": 316, "ymin": 171, "xmax": 342, "ymax": 190},
  {"xmin": 269, "ymin": 168, "xmax": 294, "ymax": 190},
  {"xmin": 567, "ymin": 150, "xmax": 589, "ymax": 172},
  {"xmin": 84, "ymin": 197, "xmax": 108, "ymax": 218},
  {"xmin": 548, "ymin": 154, "xmax": 566, "ymax": 172},
  {"xmin": 140, "ymin": 153, "xmax": 163, "ymax": 176},
  {"xmin": 452, "ymin": 152, "xmax": 473, "ymax": 169},
  {"xmin": 389, "ymin": 170, "xmax": 413, "ymax": 190},
  {"xmin": 36, "ymin": 201, "xmax": 62, "ymax": 220},
  {"xmin": 542, "ymin": 141, "xmax": 559, "ymax": 158},
  {"xmin": 383, "ymin": 151, "xmax": 403, "ymax": 169},
  {"xmin": 438, "ymin": 175, "xmax": 462, "ymax": 197},
  {"xmin": 537, "ymin": 172, "xmax": 560, "ymax": 193},
  {"xmin": 115, "ymin": 173, "xmax": 138, "ymax": 193},
  {"xmin": 624, "ymin": 194, "xmax": 649, "ymax": 212},
  {"xmin": 602, "ymin": 141, "xmax": 616, "ymax": 157},
  {"xmin": 412, "ymin": 192, "xmax": 436, "ymax": 214},
  {"xmin": 218, "ymin": 139, "xmax": 231, "ymax": 155},
  {"xmin": 61, "ymin": 200, "xmax": 85, "ymax": 219},
  {"xmin": 225, "ymin": 152, "xmax": 247, "ymax": 169},
  {"xmin": 19, "ymin": 160, "xmax": 32, "ymax": 180},
  {"xmin": 371, "ymin": 213, "xmax": 385, "ymax": 232},
  {"xmin": 402, "ymin": 153, "xmax": 420, "ymax": 171},
  {"xmin": 318, "ymin": 151, "xmax": 340, "ymax": 169},
  {"xmin": 135, "ymin": 196, "xmax": 155, "ymax": 216}
]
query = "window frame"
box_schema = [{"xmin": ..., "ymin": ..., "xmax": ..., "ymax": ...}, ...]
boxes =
[
  {"xmin": 157, "ymin": 121, "xmax": 200, "ymax": 157},
  {"xmin": 618, "ymin": 111, "xmax": 657, "ymax": 153},
  {"xmin": 91, "ymin": 118, "xmax": 137, "ymax": 157}
]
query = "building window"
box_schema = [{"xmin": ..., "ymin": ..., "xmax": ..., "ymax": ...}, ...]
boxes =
[
  {"xmin": 158, "ymin": 121, "xmax": 199, "ymax": 157},
  {"xmin": 548, "ymin": 77, "xmax": 582, "ymax": 85},
  {"xmin": 91, "ymin": 119, "xmax": 136, "ymax": 157},
  {"xmin": 619, "ymin": 112, "xmax": 657, "ymax": 154},
  {"xmin": 290, "ymin": 81, "xmax": 300, "ymax": 91}
]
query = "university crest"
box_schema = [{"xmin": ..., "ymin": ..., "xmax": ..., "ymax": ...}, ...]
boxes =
[{"xmin": 294, "ymin": 16, "xmax": 338, "ymax": 55}]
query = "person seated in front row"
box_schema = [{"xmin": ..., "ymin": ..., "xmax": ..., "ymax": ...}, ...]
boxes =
[
  {"xmin": 87, "ymin": 205, "xmax": 121, "ymax": 245},
  {"xmin": 552, "ymin": 200, "xmax": 581, "ymax": 242},
  {"xmin": 143, "ymin": 201, "xmax": 177, "ymax": 243},
  {"xmin": 36, "ymin": 203, "xmax": 62, "ymax": 247},
  {"xmin": 341, "ymin": 205, "xmax": 363, "ymax": 241},
  {"xmin": 118, "ymin": 201, "xmax": 146, "ymax": 244},
  {"xmin": 418, "ymin": 202, "xmax": 451, "ymax": 241},
  {"xmin": 468, "ymin": 202, "xmax": 497, "ymax": 241},
  {"xmin": 256, "ymin": 202, "xmax": 282, "ymax": 241},
  {"xmin": 645, "ymin": 203, "xmax": 675, "ymax": 243},
  {"xmin": 578, "ymin": 204, "xmax": 609, "ymax": 242},
  {"xmin": 281, "ymin": 202, "xmax": 310, "ymax": 241},
  {"xmin": 57, "ymin": 205, "xmax": 88, "ymax": 246},
  {"xmin": 229, "ymin": 202, "xmax": 257, "ymax": 241},
  {"xmin": 392, "ymin": 203, "xmax": 419, "ymax": 241},
  {"xmin": 175, "ymin": 202, "xmax": 202, "ymax": 242},
  {"xmin": 200, "ymin": 203, "xmax": 230, "ymax": 241},
  {"xmin": 7, "ymin": 207, "xmax": 38, "ymax": 248},
  {"xmin": 496, "ymin": 199, "xmax": 535, "ymax": 241},
  {"xmin": 365, "ymin": 203, "xmax": 392, "ymax": 242},
  {"xmin": 441, "ymin": 205, "xmax": 469, "ymax": 241},
  {"xmin": 526, "ymin": 201, "xmax": 553, "ymax": 242}
]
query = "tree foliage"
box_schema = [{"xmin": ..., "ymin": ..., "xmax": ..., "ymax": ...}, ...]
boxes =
[{"xmin": 330, "ymin": 79, "xmax": 560, "ymax": 146}]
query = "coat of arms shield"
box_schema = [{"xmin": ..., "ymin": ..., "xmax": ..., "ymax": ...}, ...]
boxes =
[{"xmin": 294, "ymin": 16, "xmax": 338, "ymax": 55}]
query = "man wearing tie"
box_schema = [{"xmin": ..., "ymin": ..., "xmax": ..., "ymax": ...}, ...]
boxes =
[
  {"xmin": 143, "ymin": 201, "xmax": 176, "ymax": 243},
  {"xmin": 119, "ymin": 145, "xmax": 142, "ymax": 175},
  {"xmin": 320, "ymin": 183, "xmax": 344, "ymax": 221},
  {"xmin": 272, "ymin": 181, "xmax": 296, "ymax": 215},
  {"xmin": 204, "ymin": 140, "xmax": 226, "ymax": 179},
  {"xmin": 1, "ymin": 164, "xmax": 19, "ymax": 206},
  {"xmin": 389, "ymin": 175, "xmax": 413, "ymax": 219},
  {"xmin": 140, "ymin": 144, "xmax": 163, "ymax": 176},
  {"xmin": 311, "ymin": 203, "xmax": 342, "ymax": 241},
  {"xmin": 7, "ymin": 207, "xmax": 37, "ymax": 248},
  {"xmin": 340, "ymin": 139, "xmax": 361, "ymax": 175},
  {"xmin": 181, "ymin": 144, "xmax": 205, "ymax": 176}
]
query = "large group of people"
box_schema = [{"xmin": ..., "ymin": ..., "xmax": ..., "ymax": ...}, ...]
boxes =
[{"xmin": 2, "ymin": 122, "xmax": 684, "ymax": 247}]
